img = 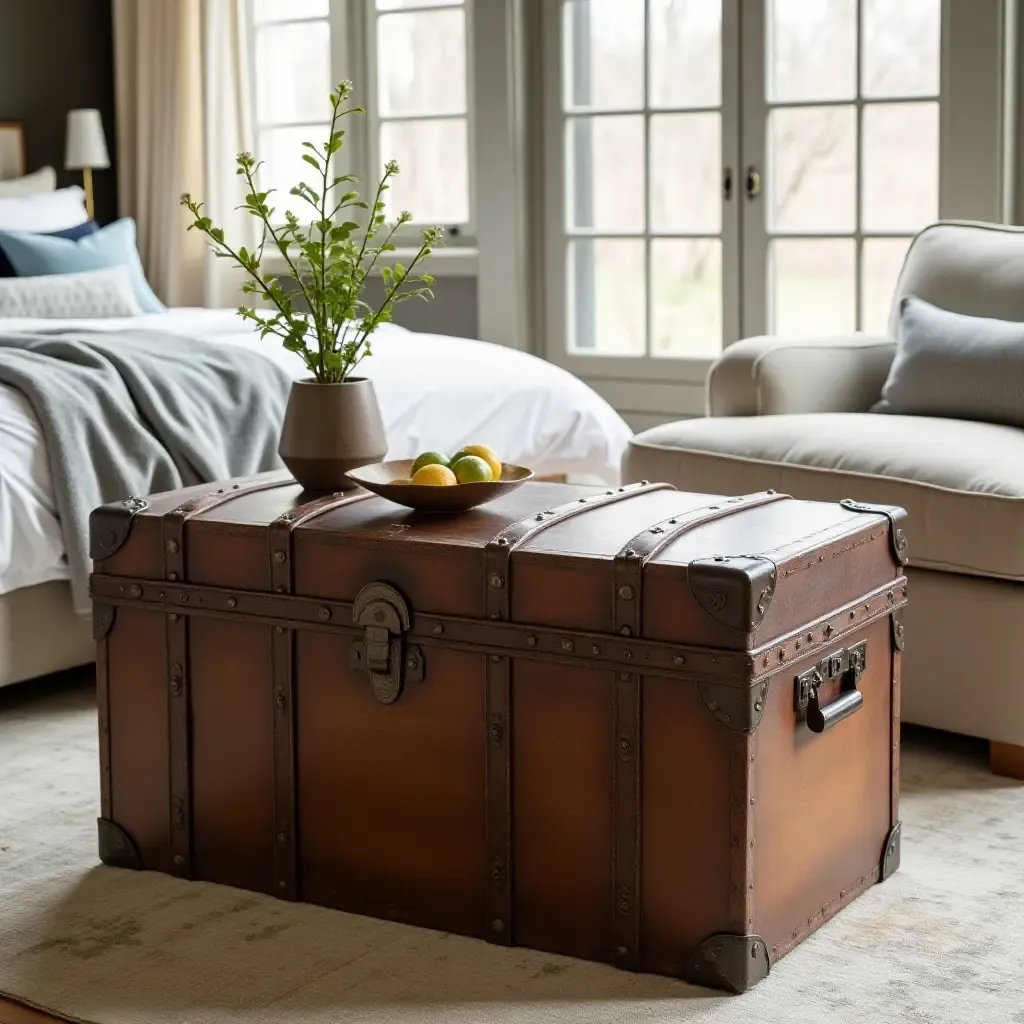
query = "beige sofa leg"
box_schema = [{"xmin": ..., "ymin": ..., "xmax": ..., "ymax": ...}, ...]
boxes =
[{"xmin": 991, "ymin": 742, "xmax": 1024, "ymax": 781}]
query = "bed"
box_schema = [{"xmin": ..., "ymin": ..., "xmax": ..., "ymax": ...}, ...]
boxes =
[{"xmin": 0, "ymin": 308, "xmax": 632, "ymax": 687}]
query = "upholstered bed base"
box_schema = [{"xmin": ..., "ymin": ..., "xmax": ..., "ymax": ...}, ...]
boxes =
[{"xmin": 0, "ymin": 582, "xmax": 93, "ymax": 688}]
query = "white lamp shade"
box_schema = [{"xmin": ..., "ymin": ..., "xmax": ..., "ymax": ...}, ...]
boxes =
[{"xmin": 65, "ymin": 109, "xmax": 110, "ymax": 170}]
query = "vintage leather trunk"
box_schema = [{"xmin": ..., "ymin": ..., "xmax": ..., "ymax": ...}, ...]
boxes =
[{"xmin": 90, "ymin": 473, "xmax": 907, "ymax": 993}]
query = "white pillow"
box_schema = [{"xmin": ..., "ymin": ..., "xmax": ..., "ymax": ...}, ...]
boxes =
[
  {"xmin": 0, "ymin": 186, "xmax": 88, "ymax": 232},
  {"xmin": 0, "ymin": 166, "xmax": 57, "ymax": 198},
  {"xmin": 0, "ymin": 266, "xmax": 143, "ymax": 318}
]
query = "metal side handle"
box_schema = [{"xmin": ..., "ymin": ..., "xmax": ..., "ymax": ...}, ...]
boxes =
[
  {"xmin": 807, "ymin": 685, "xmax": 863, "ymax": 733},
  {"xmin": 796, "ymin": 639, "xmax": 866, "ymax": 734}
]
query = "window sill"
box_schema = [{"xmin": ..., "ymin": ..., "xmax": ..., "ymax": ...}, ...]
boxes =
[{"xmin": 262, "ymin": 246, "xmax": 479, "ymax": 280}]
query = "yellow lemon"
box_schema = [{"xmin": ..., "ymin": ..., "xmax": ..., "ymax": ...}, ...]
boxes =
[
  {"xmin": 451, "ymin": 444, "xmax": 502, "ymax": 481},
  {"xmin": 412, "ymin": 463, "xmax": 457, "ymax": 486},
  {"xmin": 411, "ymin": 450, "xmax": 450, "ymax": 475},
  {"xmin": 451, "ymin": 455, "xmax": 493, "ymax": 484}
]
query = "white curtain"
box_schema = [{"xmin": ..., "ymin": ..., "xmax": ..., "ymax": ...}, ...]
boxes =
[{"xmin": 112, "ymin": 0, "xmax": 254, "ymax": 308}]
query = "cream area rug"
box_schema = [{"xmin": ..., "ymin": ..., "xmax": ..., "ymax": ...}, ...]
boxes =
[{"xmin": 1, "ymin": 674, "xmax": 1023, "ymax": 1024}]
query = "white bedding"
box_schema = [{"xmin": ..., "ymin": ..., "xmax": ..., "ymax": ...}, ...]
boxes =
[{"xmin": 0, "ymin": 308, "xmax": 631, "ymax": 596}]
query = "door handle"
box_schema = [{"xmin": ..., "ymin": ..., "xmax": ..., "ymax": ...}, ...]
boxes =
[{"xmin": 744, "ymin": 166, "xmax": 762, "ymax": 200}]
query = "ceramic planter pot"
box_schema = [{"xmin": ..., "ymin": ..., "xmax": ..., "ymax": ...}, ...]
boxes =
[{"xmin": 278, "ymin": 377, "xmax": 387, "ymax": 491}]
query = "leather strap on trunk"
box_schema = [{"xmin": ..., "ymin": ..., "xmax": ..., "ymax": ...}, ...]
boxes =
[
  {"xmin": 482, "ymin": 480, "xmax": 669, "ymax": 945},
  {"xmin": 161, "ymin": 474, "xmax": 294, "ymax": 879},
  {"xmin": 267, "ymin": 489, "xmax": 375, "ymax": 900},
  {"xmin": 610, "ymin": 490, "xmax": 788, "ymax": 969}
]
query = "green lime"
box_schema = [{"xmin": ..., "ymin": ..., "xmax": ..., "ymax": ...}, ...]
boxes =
[
  {"xmin": 411, "ymin": 451, "xmax": 451, "ymax": 475},
  {"xmin": 451, "ymin": 455, "xmax": 494, "ymax": 484}
]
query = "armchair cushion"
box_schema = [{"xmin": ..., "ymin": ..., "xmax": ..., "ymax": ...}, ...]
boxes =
[
  {"xmin": 707, "ymin": 333, "xmax": 895, "ymax": 417},
  {"xmin": 624, "ymin": 413, "xmax": 1024, "ymax": 581},
  {"xmin": 875, "ymin": 296, "xmax": 1024, "ymax": 428}
]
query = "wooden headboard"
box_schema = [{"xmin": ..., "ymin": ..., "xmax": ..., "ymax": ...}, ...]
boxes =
[{"xmin": 0, "ymin": 122, "xmax": 26, "ymax": 179}]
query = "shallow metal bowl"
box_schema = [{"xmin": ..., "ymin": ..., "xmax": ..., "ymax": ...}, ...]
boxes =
[{"xmin": 345, "ymin": 460, "xmax": 534, "ymax": 512}]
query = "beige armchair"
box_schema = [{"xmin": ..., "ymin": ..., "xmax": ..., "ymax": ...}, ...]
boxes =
[{"xmin": 624, "ymin": 222, "xmax": 1024, "ymax": 778}]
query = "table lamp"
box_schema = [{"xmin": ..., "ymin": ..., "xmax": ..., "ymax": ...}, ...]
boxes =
[{"xmin": 65, "ymin": 109, "xmax": 110, "ymax": 219}]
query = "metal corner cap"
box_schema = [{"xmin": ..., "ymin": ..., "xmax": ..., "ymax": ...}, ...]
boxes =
[
  {"xmin": 89, "ymin": 497, "xmax": 150, "ymax": 560},
  {"xmin": 685, "ymin": 933, "xmax": 771, "ymax": 994},
  {"xmin": 97, "ymin": 818, "xmax": 142, "ymax": 870},
  {"xmin": 880, "ymin": 821, "xmax": 902, "ymax": 881}
]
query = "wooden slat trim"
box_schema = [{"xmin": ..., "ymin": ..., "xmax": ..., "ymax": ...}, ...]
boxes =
[
  {"xmin": 92, "ymin": 573, "xmax": 908, "ymax": 687},
  {"xmin": 267, "ymin": 490, "xmax": 374, "ymax": 899},
  {"xmin": 608, "ymin": 492, "xmax": 787, "ymax": 965}
]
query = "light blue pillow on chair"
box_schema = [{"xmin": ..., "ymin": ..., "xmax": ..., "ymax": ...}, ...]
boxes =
[{"xmin": 0, "ymin": 217, "xmax": 165, "ymax": 313}]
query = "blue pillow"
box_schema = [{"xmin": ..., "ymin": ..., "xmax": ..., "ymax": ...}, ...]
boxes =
[
  {"xmin": 0, "ymin": 219, "xmax": 99, "ymax": 278},
  {"xmin": 0, "ymin": 217, "xmax": 165, "ymax": 313}
]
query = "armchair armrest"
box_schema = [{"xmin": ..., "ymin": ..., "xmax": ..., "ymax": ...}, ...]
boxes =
[{"xmin": 707, "ymin": 334, "xmax": 896, "ymax": 417}]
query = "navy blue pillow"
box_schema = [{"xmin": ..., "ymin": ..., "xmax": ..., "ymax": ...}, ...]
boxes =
[{"xmin": 0, "ymin": 220, "xmax": 100, "ymax": 278}]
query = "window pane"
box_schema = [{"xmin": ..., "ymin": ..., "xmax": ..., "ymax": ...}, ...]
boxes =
[
  {"xmin": 862, "ymin": 237, "xmax": 911, "ymax": 334},
  {"xmin": 771, "ymin": 239, "xmax": 855, "ymax": 335},
  {"xmin": 380, "ymin": 119, "xmax": 469, "ymax": 224},
  {"xmin": 254, "ymin": 0, "xmax": 328, "ymax": 24},
  {"xmin": 768, "ymin": 0, "xmax": 856, "ymax": 102},
  {"xmin": 568, "ymin": 239, "xmax": 646, "ymax": 355},
  {"xmin": 567, "ymin": 116, "xmax": 645, "ymax": 233},
  {"xmin": 259, "ymin": 125, "xmax": 330, "ymax": 209},
  {"xmin": 378, "ymin": 0, "xmax": 462, "ymax": 9},
  {"xmin": 563, "ymin": 0, "xmax": 644, "ymax": 110},
  {"xmin": 862, "ymin": 0, "xmax": 940, "ymax": 98},
  {"xmin": 649, "ymin": 0, "xmax": 721, "ymax": 109},
  {"xmin": 769, "ymin": 106, "xmax": 856, "ymax": 232},
  {"xmin": 650, "ymin": 113, "xmax": 720, "ymax": 233},
  {"xmin": 862, "ymin": 102, "xmax": 938, "ymax": 231},
  {"xmin": 377, "ymin": 10, "xmax": 466, "ymax": 117},
  {"xmin": 255, "ymin": 22, "xmax": 331, "ymax": 124},
  {"xmin": 651, "ymin": 239, "xmax": 722, "ymax": 358}
]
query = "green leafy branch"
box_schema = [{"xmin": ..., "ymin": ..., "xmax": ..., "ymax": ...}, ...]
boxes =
[{"xmin": 180, "ymin": 80, "xmax": 440, "ymax": 384}]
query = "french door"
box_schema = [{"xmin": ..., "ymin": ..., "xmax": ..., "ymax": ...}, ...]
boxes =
[{"xmin": 543, "ymin": 0, "xmax": 1003, "ymax": 401}]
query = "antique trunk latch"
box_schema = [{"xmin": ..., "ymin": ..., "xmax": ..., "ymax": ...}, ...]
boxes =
[
  {"xmin": 350, "ymin": 582, "xmax": 424, "ymax": 704},
  {"xmin": 794, "ymin": 640, "xmax": 867, "ymax": 733}
]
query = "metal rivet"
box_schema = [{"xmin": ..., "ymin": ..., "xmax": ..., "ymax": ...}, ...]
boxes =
[
  {"xmin": 158, "ymin": 591, "xmax": 165, "ymax": 599},
  {"xmin": 617, "ymin": 945, "xmax": 628, "ymax": 956},
  {"xmin": 592, "ymin": 644, "xmax": 601, "ymax": 655},
  {"xmin": 620, "ymin": 626, "xmax": 632, "ymax": 637},
  {"xmin": 751, "ymin": 942, "xmax": 760, "ymax": 956},
  {"xmin": 490, "ymin": 654, "xmax": 502, "ymax": 663},
  {"xmin": 232, "ymin": 484, "xmax": 240, "ymax": 490},
  {"xmin": 169, "ymin": 572, "xmax": 179, "ymax": 582},
  {"xmin": 526, "ymin": 635, "xmax": 537, "ymax": 647},
  {"xmin": 276, "ymin": 831, "xmax": 287, "ymax": 845},
  {"xmin": 778, "ymin": 649, "xmax": 786, "ymax": 660},
  {"xmin": 489, "ymin": 573, "xmax": 505, "ymax": 589},
  {"xmin": 276, "ymin": 626, "xmax": 284, "ymax": 635},
  {"xmin": 624, "ymin": 548, "xmax": 636, "ymax": 557},
  {"xmin": 274, "ymin": 550, "xmax": 287, "ymax": 563},
  {"xmin": 169, "ymin": 613, "xmax": 179, "ymax": 623},
  {"xmin": 490, "ymin": 612, "xmax": 500, "ymax": 620},
  {"xmin": 618, "ymin": 585, "xmax": 634, "ymax": 600},
  {"xmin": 535, "ymin": 514, "xmax": 545, "ymax": 521},
  {"xmin": 491, "ymin": 919, "xmax": 505, "ymax": 932},
  {"xmin": 623, "ymin": 650, "xmax": 632, "ymax": 659},
  {"xmin": 407, "ymin": 657, "xmax": 418, "ymax": 669},
  {"xmin": 166, "ymin": 539, "xmax": 179, "ymax": 554},
  {"xmin": 227, "ymin": 596, "xmax": 237, "ymax": 608},
  {"xmin": 129, "ymin": 584, "xmax": 142, "ymax": 598},
  {"xmin": 178, "ymin": 593, "xmax": 188, "ymax": 604},
  {"xmin": 650, "ymin": 526, "xmax": 664, "ymax": 534},
  {"xmin": 170, "ymin": 677, "xmax": 182, "ymax": 696},
  {"xmin": 578, "ymin": 497, "xmax": 587, "ymax": 503},
  {"xmin": 173, "ymin": 854, "xmax": 185, "ymax": 867},
  {"xmin": 640, "ymin": 480, "xmax": 649, "ymax": 485},
  {"xmin": 767, "ymin": 489, "xmax": 776, "ymax": 495},
  {"xmin": 274, "ymin": 692, "xmax": 286, "ymax": 711},
  {"xmin": 496, "ymin": 537, "xmax": 509, "ymax": 546},
  {"xmin": 807, "ymin": 632, "xmax": 814, "ymax": 642},
  {"xmin": 374, "ymin": 610, "xmax": 385, "ymax": 622},
  {"xmin": 755, "ymin": 700, "xmax": 763, "ymax": 712},
  {"xmin": 617, "ymin": 487, "xmax": 625, "ymax": 493},
  {"xmin": 433, "ymin": 623, "xmax": 444, "ymax": 635},
  {"xmin": 275, "ymin": 586, "xmax": 285, "ymax": 594},
  {"xmin": 318, "ymin": 606, "xmax": 330, "ymax": 621},
  {"xmin": 673, "ymin": 655, "xmax": 685, "ymax": 667},
  {"xmin": 850, "ymin": 610, "xmax": 856, "ymax": 619},
  {"xmin": 619, "ymin": 672, "xmax": 629, "ymax": 682},
  {"xmin": 562, "ymin": 638, "xmax": 574, "ymax": 652},
  {"xmin": 794, "ymin": 640, "xmax": 801, "ymax": 650}
]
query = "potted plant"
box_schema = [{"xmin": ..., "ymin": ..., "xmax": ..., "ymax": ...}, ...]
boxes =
[{"xmin": 181, "ymin": 80, "xmax": 440, "ymax": 491}]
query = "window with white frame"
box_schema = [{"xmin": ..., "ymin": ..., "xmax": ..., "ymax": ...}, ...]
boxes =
[{"xmin": 250, "ymin": 0, "xmax": 473, "ymax": 239}]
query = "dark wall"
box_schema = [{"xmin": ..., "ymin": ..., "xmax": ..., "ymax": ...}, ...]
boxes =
[{"xmin": 0, "ymin": 0, "xmax": 117, "ymax": 222}]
